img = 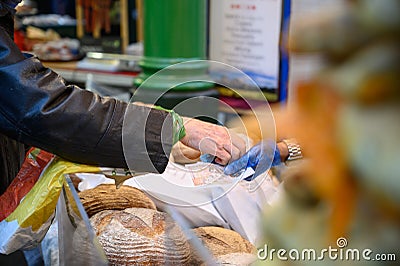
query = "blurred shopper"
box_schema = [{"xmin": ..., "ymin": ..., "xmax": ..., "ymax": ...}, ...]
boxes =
[{"xmin": 254, "ymin": 1, "xmax": 400, "ymax": 265}]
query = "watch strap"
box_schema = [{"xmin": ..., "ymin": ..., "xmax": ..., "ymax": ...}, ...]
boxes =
[{"xmin": 282, "ymin": 139, "xmax": 303, "ymax": 162}]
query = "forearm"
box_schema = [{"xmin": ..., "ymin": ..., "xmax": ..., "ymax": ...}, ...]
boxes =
[
  {"xmin": 0, "ymin": 10, "xmax": 175, "ymax": 172},
  {"xmin": 0, "ymin": 57, "xmax": 172, "ymax": 172}
]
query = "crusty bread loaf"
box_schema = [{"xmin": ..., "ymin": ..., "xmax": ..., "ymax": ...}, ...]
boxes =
[
  {"xmin": 78, "ymin": 184, "xmax": 156, "ymax": 217},
  {"xmin": 190, "ymin": 226, "xmax": 256, "ymax": 265},
  {"xmin": 72, "ymin": 220, "xmax": 109, "ymax": 266},
  {"xmin": 90, "ymin": 208, "xmax": 191, "ymax": 265},
  {"xmin": 216, "ymin": 252, "xmax": 257, "ymax": 265},
  {"xmin": 193, "ymin": 226, "xmax": 255, "ymax": 256}
]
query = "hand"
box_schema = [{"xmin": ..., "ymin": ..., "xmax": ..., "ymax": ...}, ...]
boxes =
[
  {"xmin": 224, "ymin": 140, "xmax": 282, "ymax": 177},
  {"xmin": 180, "ymin": 117, "xmax": 246, "ymax": 165},
  {"xmin": 170, "ymin": 142, "xmax": 201, "ymax": 164}
]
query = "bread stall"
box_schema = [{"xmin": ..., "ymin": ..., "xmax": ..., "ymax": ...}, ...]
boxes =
[
  {"xmin": 54, "ymin": 163, "xmax": 274, "ymax": 265},
  {"xmin": 29, "ymin": 148, "xmax": 281, "ymax": 265},
  {"xmin": 0, "ymin": 147, "xmax": 276, "ymax": 265}
]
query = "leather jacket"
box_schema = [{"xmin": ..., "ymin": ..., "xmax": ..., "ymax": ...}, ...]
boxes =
[{"xmin": 0, "ymin": 4, "xmax": 172, "ymax": 194}]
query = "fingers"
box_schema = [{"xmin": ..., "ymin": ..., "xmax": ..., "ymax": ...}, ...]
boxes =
[
  {"xmin": 224, "ymin": 142, "xmax": 262, "ymax": 175},
  {"xmin": 214, "ymin": 150, "xmax": 232, "ymax": 165},
  {"xmin": 224, "ymin": 154, "xmax": 249, "ymax": 175},
  {"xmin": 206, "ymin": 126, "xmax": 246, "ymax": 164},
  {"xmin": 171, "ymin": 142, "xmax": 201, "ymax": 164},
  {"xmin": 228, "ymin": 130, "xmax": 247, "ymax": 157},
  {"xmin": 202, "ymin": 128, "xmax": 245, "ymax": 165},
  {"xmin": 219, "ymin": 129, "xmax": 247, "ymax": 164},
  {"xmin": 223, "ymin": 142, "xmax": 241, "ymax": 163},
  {"xmin": 180, "ymin": 117, "xmax": 249, "ymax": 165},
  {"xmin": 198, "ymin": 137, "xmax": 232, "ymax": 165}
]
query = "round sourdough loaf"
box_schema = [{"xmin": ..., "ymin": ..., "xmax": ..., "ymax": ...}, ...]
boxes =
[
  {"xmin": 90, "ymin": 208, "xmax": 191, "ymax": 265},
  {"xmin": 190, "ymin": 226, "xmax": 256, "ymax": 265},
  {"xmin": 79, "ymin": 184, "xmax": 156, "ymax": 217}
]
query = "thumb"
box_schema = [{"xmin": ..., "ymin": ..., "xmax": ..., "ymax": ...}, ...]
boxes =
[{"xmin": 224, "ymin": 154, "xmax": 249, "ymax": 175}]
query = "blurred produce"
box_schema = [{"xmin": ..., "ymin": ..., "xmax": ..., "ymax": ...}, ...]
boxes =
[
  {"xmin": 32, "ymin": 38, "xmax": 81, "ymax": 61},
  {"xmin": 26, "ymin": 25, "xmax": 60, "ymax": 41},
  {"xmin": 258, "ymin": 0, "xmax": 400, "ymax": 265},
  {"xmin": 23, "ymin": 25, "xmax": 60, "ymax": 51}
]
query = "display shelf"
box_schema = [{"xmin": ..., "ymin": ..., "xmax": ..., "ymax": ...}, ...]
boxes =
[{"xmin": 43, "ymin": 61, "xmax": 138, "ymax": 88}]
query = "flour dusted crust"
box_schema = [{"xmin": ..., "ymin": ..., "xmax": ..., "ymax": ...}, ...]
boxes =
[
  {"xmin": 72, "ymin": 220, "xmax": 109, "ymax": 265},
  {"xmin": 78, "ymin": 184, "xmax": 156, "ymax": 217},
  {"xmin": 216, "ymin": 252, "xmax": 257, "ymax": 265},
  {"xmin": 90, "ymin": 208, "xmax": 191, "ymax": 265},
  {"xmin": 193, "ymin": 226, "xmax": 255, "ymax": 256},
  {"xmin": 190, "ymin": 226, "xmax": 256, "ymax": 265}
]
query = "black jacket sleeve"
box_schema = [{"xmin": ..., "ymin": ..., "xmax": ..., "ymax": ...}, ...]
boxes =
[{"xmin": 0, "ymin": 7, "xmax": 172, "ymax": 173}]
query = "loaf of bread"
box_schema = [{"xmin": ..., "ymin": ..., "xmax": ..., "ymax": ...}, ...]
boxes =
[
  {"xmin": 90, "ymin": 208, "xmax": 191, "ymax": 265},
  {"xmin": 216, "ymin": 252, "xmax": 257, "ymax": 265},
  {"xmin": 72, "ymin": 220, "xmax": 109, "ymax": 265},
  {"xmin": 190, "ymin": 226, "xmax": 256, "ymax": 265},
  {"xmin": 78, "ymin": 184, "xmax": 156, "ymax": 217}
]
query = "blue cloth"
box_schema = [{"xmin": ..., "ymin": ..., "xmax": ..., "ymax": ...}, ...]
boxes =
[
  {"xmin": 23, "ymin": 246, "xmax": 44, "ymax": 266},
  {"xmin": 224, "ymin": 140, "xmax": 281, "ymax": 180}
]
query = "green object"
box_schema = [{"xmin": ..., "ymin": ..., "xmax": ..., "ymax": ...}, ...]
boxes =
[
  {"xmin": 134, "ymin": 0, "xmax": 212, "ymax": 91},
  {"xmin": 153, "ymin": 106, "xmax": 186, "ymax": 144}
]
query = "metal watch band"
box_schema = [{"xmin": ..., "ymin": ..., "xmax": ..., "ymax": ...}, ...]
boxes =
[{"xmin": 282, "ymin": 139, "xmax": 303, "ymax": 161}]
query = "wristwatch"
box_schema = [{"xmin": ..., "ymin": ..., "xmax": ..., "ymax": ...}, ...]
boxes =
[{"xmin": 282, "ymin": 139, "xmax": 303, "ymax": 162}]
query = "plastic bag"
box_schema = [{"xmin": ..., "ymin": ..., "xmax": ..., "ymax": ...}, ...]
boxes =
[
  {"xmin": 0, "ymin": 148, "xmax": 54, "ymax": 221},
  {"xmin": 0, "ymin": 149, "xmax": 100, "ymax": 254}
]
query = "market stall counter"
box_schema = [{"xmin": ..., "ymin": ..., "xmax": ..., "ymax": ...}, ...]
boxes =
[
  {"xmin": 0, "ymin": 147, "xmax": 280, "ymax": 265},
  {"xmin": 52, "ymin": 160, "xmax": 281, "ymax": 265}
]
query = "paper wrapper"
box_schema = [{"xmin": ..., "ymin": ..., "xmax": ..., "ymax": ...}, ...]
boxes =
[{"xmin": 77, "ymin": 162, "xmax": 283, "ymax": 244}]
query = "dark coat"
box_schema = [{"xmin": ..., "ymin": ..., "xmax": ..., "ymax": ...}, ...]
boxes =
[{"xmin": 0, "ymin": 4, "xmax": 172, "ymax": 194}]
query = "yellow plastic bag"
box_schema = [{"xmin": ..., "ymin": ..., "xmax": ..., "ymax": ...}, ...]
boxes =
[{"xmin": 0, "ymin": 156, "xmax": 100, "ymax": 254}]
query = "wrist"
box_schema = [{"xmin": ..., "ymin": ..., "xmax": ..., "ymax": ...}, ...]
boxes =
[
  {"xmin": 171, "ymin": 111, "xmax": 186, "ymax": 144},
  {"xmin": 277, "ymin": 141, "xmax": 289, "ymax": 162},
  {"xmin": 151, "ymin": 105, "xmax": 186, "ymax": 144}
]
